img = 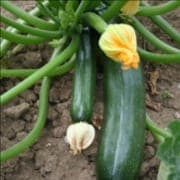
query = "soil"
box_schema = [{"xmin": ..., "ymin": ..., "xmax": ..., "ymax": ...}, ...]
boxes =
[{"xmin": 1, "ymin": 1, "xmax": 180, "ymax": 180}]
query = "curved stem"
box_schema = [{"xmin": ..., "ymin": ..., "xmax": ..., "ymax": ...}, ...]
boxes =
[
  {"xmin": 1, "ymin": 15, "xmax": 61, "ymax": 39},
  {"xmin": 0, "ymin": 55, "xmax": 76, "ymax": 78},
  {"xmin": 35, "ymin": 0, "xmax": 59, "ymax": 24},
  {"xmin": 1, "ymin": 28, "xmax": 48, "ymax": 45},
  {"xmin": 0, "ymin": 0, "xmax": 58, "ymax": 30},
  {"xmin": 0, "ymin": 36, "xmax": 79, "ymax": 105},
  {"xmin": 150, "ymin": 16, "xmax": 180, "ymax": 44},
  {"xmin": 137, "ymin": 0, "xmax": 180, "ymax": 16},
  {"xmin": 131, "ymin": 17, "xmax": 179, "ymax": 53},
  {"xmin": 83, "ymin": 12, "xmax": 108, "ymax": 33},
  {"xmin": 146, "ymin": 114, "xmax": 172, "ymax": 140},
  {"xmin": 101, "ymin": 0, "xmax": 127, "ymax": 21},
  {"xmin": 75, "ymin": 0, "xmax": 90, "ymax": 21},
  {"xmin": 0, "ymin": 2, "xmax": 45, "ymax": 57},
  {"xmin": 0, "ymin": 77, "xmax": 51, "ymax": 162},
  {"xmin": 141, "ymin": 1, "xmax": 180, "ymax": 43},
  {"xmin": 138, "ymin": 48, "xmax": 180, "ymax": 63}
]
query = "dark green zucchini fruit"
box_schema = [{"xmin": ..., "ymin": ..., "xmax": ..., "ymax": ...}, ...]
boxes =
[
  {"xmin": 96, "ymin": 58, "xmax": 145, "ymax": 180},
  {"xmin": 70, "ymin": 28, "xmax": 96, "ymax": 123}
]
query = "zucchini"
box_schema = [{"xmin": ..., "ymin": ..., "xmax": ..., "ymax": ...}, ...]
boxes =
[
  {"xmin": 96, "ymin": 59, "xmax": 145, "ymax": 179},
  {"xmin": 70, "ymin": 28, "xmax": 96, "ymax": 123}
]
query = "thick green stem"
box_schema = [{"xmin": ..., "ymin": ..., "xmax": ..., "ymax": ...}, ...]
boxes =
[
  {"xmin": 1, "ymin": 15, "xmax": 61, "ymax": 39},
  {"xmin": 1, "ymin": 28, "xmax": 48, "ymax": 45},
  {"xmin": 75, "ymin": 0, "xmax": 90, "ymax": 20},
  {"xmin": 0, "ymin": 77, "xmax": 51, "ymax": 162},
  {"xmin": 137, "ymin": 0, "xmax": 180, "ymax": 16},
  {"xmin": 146, "ymin": 115, "xmax": 172, "ymax": 141},
  {"xmin": 0, "ymin": 36, "xmax": 79, "ymax": 105},
  {"xmin": 101, "ymin": 0, "xmax": 127, "ymax": 21},
  {"xmin": 0, "ymin": 0, "xmax": 58, "ymax": 30},
  {"xmin": 0, "ymin": 55, "xmax": 76, "ymax": 78},
  {"xmin": 0, "ymin": 1, "xmax": 47, "ymax": 57},
  {"xmin": 138, "ymin": 48, "xmax": 180, "ymax": 63},
  {"xmin": 35, "ymin": 0, "xmax": 59, "ymax": 24},
  {"xmin": 141, "ymin": 1, "xmax": 180, "ymax": 43},
  {"xmin": 131, "ymin": 17, "xmax": 179, "ymax": 54},
  {"xmin": 83, "ymin": 12, "xmax": 108, "ymax": 33},
  {"xmin": 150, "ymin": 16, "xmax": 180, "ymax": 44}
]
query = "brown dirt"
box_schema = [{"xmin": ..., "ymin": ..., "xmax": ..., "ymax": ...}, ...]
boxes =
[{"xmin": 1, "ymin": 1, "xmax": 180, "ymax": 180}]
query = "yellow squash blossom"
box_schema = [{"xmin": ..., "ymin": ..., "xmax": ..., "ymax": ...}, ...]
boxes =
[
  {"xmin": 99, "ymin": 24, "xmax": 139, "ymax": 70},
  {"xmin": 121, "ymin": 0, "xmax": 140, "ymax": 16}
]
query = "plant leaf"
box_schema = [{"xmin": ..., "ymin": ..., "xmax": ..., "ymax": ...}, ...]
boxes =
[{"xmin": 157, "ymin": 120, "xmax": 180, "ymax": 180}]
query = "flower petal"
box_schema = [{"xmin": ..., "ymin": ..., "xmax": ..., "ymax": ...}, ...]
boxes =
[{"xmin": 99, "ymin": 24, "xmax": 140, "ymax": 70}]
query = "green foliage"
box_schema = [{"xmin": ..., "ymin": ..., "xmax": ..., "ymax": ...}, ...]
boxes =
[
  {"xmin": 58, "ymin": 1, "xmax": 76, "ymax": 33},
  {"xmin": 157, "ymin": 120, "xmax": 180, "ymax": 180}
]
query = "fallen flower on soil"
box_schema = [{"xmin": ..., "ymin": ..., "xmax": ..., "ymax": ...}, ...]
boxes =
[{"xmin": 66, "ymin": 122, "xmax": 95, "ymax": 155}]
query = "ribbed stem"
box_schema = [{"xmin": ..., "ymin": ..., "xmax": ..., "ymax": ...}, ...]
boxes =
[
  {"xmin": 138, "ymin": 48, "xmax": 180, "ymax": 63},
  {"xmin": 35, "ymin": 0, "xmax": 59, "ymax": 24},
  {"xmin": 75, "ymin": 0, "xmax": 90, "ymax": 20},
  {"xmin": 101, "ymin": 0, "xmax": 127, "ymax": 21},
  {"xmin": 1, "ymin": 0, "xmax": 58, "ymax": 30},
  {"xmin": 1, "ymin": 15, "xmax": 61, "ymax": 39},
  {"xmin": 0, "ymin": 77, "xmax": 51, "ymax": 162},
  {"xmin": 0, "ymin": 55, "xmax": 75, "ymax": 78},
  {"xmin": 146, "ymin": 114, "xmax": 171, "ymax": 143},
  {"xmin": 0, "ymin": 36, "xmax": 79, "ymax": 105},
  {"xmin": 150, "ymin": 16, "xmax": 180, "ymax": 43},
  {"xmin": 83, "ymin": 12, "xmax": 108, "ymax": 33},
  {"xmin": 131, "ymin": 17, "xmax": 179, "ymax": 53},
  {"xmin": 141, "ymin": 1, "xmax": 180, "ymax": 43},
  {"xmin": 0, "ymin": 1, "xmax": 46, "ymax": 57},
  {"xmin": 137, "ymin": 0, "xmax": 180, "ymax": 16},
  {"xmin": 1, "ymin": 28, "xmax": 48, "ymax": 45}
]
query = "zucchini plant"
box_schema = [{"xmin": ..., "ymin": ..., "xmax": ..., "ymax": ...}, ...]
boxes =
[{"xmin": 0, "ymin": 0, "xmax": 180, "ymax": 179}]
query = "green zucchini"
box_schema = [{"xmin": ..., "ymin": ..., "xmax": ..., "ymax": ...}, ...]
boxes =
[
  {"xmin": 96, "ymin": 59, "xmax": 145, "ymax": 179},
  {"xmin": 70, "ymin": 28, "xmax": 96, "ymax": 123}
]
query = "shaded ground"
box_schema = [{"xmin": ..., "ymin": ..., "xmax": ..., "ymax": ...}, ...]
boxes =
[{"xmin": 1, "ymin": 1, "xmax": 180, "ymax": 180}]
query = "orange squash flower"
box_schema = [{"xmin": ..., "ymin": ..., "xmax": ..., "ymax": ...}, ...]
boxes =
[
  {"xmin": 99, "ymin": 24, "xmax": 139, "ymax": 70},
  {"xmin": 121, "ymin": 0, "xmax": 140, "ymax": 16}
]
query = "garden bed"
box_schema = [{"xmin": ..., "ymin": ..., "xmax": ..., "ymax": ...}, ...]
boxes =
[{"xmin": 1, "ymin": 1, "xmax": 180, "ymax": 180}]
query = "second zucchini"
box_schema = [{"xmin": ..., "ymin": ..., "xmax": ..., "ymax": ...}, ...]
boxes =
[{"xmin": 70, "ymin": 28, "xmax": 96, "ymax": 123}]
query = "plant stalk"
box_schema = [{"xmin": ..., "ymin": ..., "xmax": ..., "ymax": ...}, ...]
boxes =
[{"xmin": 0, "ymin": 36, "xmax": 79, "ymax": 105}]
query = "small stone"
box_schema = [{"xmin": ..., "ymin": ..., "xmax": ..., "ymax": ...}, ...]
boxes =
[
  {"xmin": 3, "ymin": 103, "xmax": 30, "ymax": 119},
  {"xmin": 6, "ymin": 127, "xmax": 16, "ymax": 140},
  {"xmin": 1, "ymin": 137, "xmax": 12, "ymax": 150},
  {"xmin": 144, "ymin": 145, "xmax": 155, "ymax": 160},
  {"xmin": 146, "ymin": 132, "xmax": 154, "ymax": 145},
  {"xmin": 48, "ymin": 107, "xmax": 58, "ymax": 121},
  {"xmin": 56, "ymin": 102, "xmax": 69, "ymax": 114},
  {"xmin": 34, "ymin": 84, "xmax": 41, "ymax": 95},
  {"xmin": 22, "ymin": 51, "xmax": 42, "ymax": 68},
  {"xmin": 52, "ymin": 126, "xmax": 65, "ymax": 138},
  {"xmin": 35, "ymin": 150, "xmax": 57, "ymax": 175},
  {"xmin": 25, "ymin": 122, "xmax": 34, "ymax": 132},
  {"xmin": 19, "ymin": 150, "xmax": 34, "ymax": 160},
  {"xmin": 24, "ymin": 114, "xmax": 32, "ymax": 122},
  {"xmin": 140, "ymin": 157, "xmax": 159, "ymax": 176},
  {"xmin": 16, "ymin": 131, "xmax": 27, "ymax": 141},
  {"xmin": 43, "ymin": 155, "xmax": 57, "ymax": 173},
  {"xmin": 21, "ymin": 90, "xmax": 37, "ymax": 102},
  {"xmin": 174, "ymin": 112, "xmax": 180, "ymax": 119},
  {"xmin": 49, "ymin": 87, "xmax": 60, "ymax": 103},
  {"xmin": 12, "ymin": 121, "xmax": 25, "ymax": 133},
  {"xmin": 59, "ymin": 88, "xmax": 71, "ymax": 102}
]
